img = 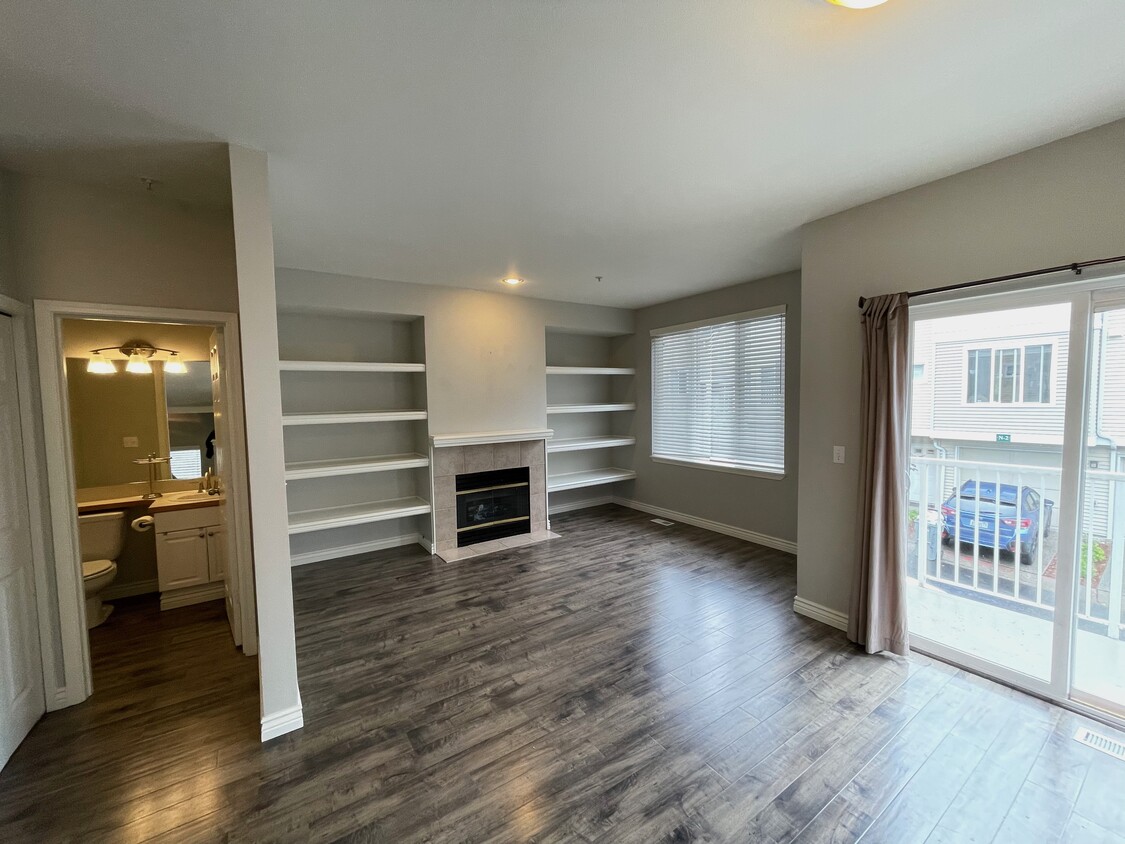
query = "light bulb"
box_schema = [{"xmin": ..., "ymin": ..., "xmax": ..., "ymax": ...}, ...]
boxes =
[
  {"xmin": 501, "ymin": 277, "xmax": 525, "ymax": 286},
  {"xmin": 164, "ymin": 353, "xmax": 188, "ymax": 374},
  {"xmin": 826, "ymin": 0, "xmax": 890, "ymax": 8},
  {"xmin": 126, "ymin": 352, "xmax": 152, "ymax": 374},
  {"xmin": 87, "ymin": 353, "xmax": 116, "ymax": 374}
]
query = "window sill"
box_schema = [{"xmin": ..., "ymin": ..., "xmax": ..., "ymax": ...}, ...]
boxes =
[{"xmin": 650, "ymin": 455, "xmax": 785, "ymax": 481}]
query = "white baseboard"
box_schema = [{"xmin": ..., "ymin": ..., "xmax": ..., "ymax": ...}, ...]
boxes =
[
  {"xmin": 611, "ymin": 497, "xmax": 798, "ymax": 556},
  {"xmin": 160, "ymin": 582, "xmax": 225, "ymax": 611},
  {"xmin": 548, "ymin": 495, "xmax": 614, "ymax": 515},
  {"xmin": 102, "ymin": 578, "xmax": 159, "ymax": 601},
  {"xmin": 47, "ymin": 685, "xmax": 71, "ymax": 712},
  {"xmin": 261, "ymin": 701, "xmax": 304, "ymax": 742},
  {"xmin": 290, "ymin": 533, "xmax": 427, "ymax": 567},
  {"xmin": 792, "ymin": 595, "xmax": 849, "ymax": 631}
]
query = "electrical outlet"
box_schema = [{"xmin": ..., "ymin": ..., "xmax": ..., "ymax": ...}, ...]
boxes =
[
  {"xmin": 123, "ymin": 436, "xmax": 139, "ymax": 448},
  {"xmin": 833, "ymin": 445, "xmax": 845, "ymax": 464}
]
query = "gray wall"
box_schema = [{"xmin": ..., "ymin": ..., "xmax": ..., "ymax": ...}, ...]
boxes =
[
  {"xmin": 798, "ymin": 118, "xmax": 1125, "ymax": 616},
  {"xmin": 7, "ymin": 173, "xmax": 238, "ymax": 310},
  {"xmin": 275, "ymin": 268, "xmax": 634, "ymax": 436},
  {"xmin": 630, "ymin": 270, "xmax": 801, "ymax": 544}
]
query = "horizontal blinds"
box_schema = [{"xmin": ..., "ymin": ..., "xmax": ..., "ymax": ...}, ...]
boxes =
[{"xmin": 651, "ymin": 309, "xmax": 785, "ymax": 473}]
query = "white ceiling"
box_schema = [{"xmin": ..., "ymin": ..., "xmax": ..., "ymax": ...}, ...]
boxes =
[{"xmin": 2, "ymin": 1, "xmax": 1125, "ymax": 308}]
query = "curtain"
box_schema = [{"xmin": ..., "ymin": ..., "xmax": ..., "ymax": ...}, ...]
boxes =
[{"xmin": 848, "ymin": 293, "xmax": 911, "ymax": 656}]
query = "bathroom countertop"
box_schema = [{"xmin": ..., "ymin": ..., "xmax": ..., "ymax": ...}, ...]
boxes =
[{"xmin": 77, "ymin": 495, "xmax": 224, "ymax": 514}]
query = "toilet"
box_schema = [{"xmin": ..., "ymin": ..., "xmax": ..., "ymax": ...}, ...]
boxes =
[{"xmin": 77, "ymin": 511, "xmax": 124, "ymax": 629}]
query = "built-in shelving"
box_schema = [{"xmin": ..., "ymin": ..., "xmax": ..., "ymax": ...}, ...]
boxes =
[
  {"xmin": 278, "ymin": 309, "xmax": 433, "ymax": 563},
  {"xmin": 547, "ymin": 468, "xmax": 637, "ymax": 492},
  {"xmin": 548, "ymin": 436, "xmax": 636, "ymax": 453},
  {"xmin": 285, "ymin": 453, "xmax": 429, "ymax": 481},
  {"xmin": 546, "ymin": 402, "xmax": 635, "ymax": 415},
  {"xmin": 280, "ymin": 360, "xmax": 426, "ymax": 373},
  {"xmin": 545, "ymin": 329, "xmax": 636, "ymax": 514},
  {"xmin": 545, "ymin": 366, "xmax": 635, "ymax": 376},
  {"xmin": 282, "ymin": 410, "xmax": 427, "ymax": 426},
  {"xmin": 288, "ymin": 497, "xmax": 432, "ymax": 534}
]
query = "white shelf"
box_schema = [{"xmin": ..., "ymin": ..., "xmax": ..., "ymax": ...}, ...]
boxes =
[
  {"xmin": 546, "ymin": 366, "xmax": 635, "ymax": 376},
  {"xmin": 285, "ymin": 453, "xmax": 429, "ymax": 481},
  {"xmin": 548, "ymin": 436, "xmax": 636, "ymax": 453},
  {"xmin": 288, "ymin": 497, "xmax": 432, "ymax": 534},
  {"xmin": 282, "ymin": 410, "xmax": 427, "ymax": 426},
  {"xmin": 547, "ymin": 468, "xmax": 636, "ymax": 492},
  {"xmin": 280, "ymin": 360, "xmax": 425, "ymax": 373},
  {"xmin": 546, "ymin": 403, "xmax": 635, "ymax": 415}
]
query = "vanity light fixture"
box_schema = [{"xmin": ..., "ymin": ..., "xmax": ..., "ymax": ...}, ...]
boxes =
[
  {"xmin": 501, "ymin": 277, "xmax": 525, "ymax": 287},
  {"xmin": 86, "ymin": 353, "xmax": 116, "ymax": 374},
  {"xmin": 87, "ymin": 342, "xmax": 189, "ymax": 375},
  {"xmin": 826, "ymin": 0, "xmax": 890, "ymax": 8},
  {"xmin": 163, "ymin": 352, "xmax": 188, "ymax": 374}
]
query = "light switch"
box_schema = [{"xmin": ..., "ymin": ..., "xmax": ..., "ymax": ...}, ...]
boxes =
[
  {"xmin": 123, "ymin": 436, "xmax": 139, "ymax": 448},
  {"xmin": 833, "ymin": 445, "xmax": 845, "ymax": 464}
]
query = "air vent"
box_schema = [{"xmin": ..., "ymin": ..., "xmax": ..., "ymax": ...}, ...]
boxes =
[
  {"xmin": 651, "ymin": 518, "xmax": 674, "ymax": 527},
  {"xmin": 1074, "ymin": 727, "xmax": 1125, "ymax": 761}
]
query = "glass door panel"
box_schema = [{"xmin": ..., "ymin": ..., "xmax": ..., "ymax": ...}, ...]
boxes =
[
  {"xmin": 1071, "ymin": 306, "xmax": 1125, "ymax": 717},
  {"xmin": 907, "ymin": 303, "xmax": 1071, "ymax": 684}
]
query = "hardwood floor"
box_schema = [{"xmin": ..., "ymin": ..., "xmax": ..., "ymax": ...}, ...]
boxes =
[{"xmin": 2, "ymin": 504, "xmax": 1124, "ymax": 842}]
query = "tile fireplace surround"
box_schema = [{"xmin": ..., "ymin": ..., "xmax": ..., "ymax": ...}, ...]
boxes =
[{"xmin": 431, "ymin": 429, "xmax": 554, "ymax": 563}]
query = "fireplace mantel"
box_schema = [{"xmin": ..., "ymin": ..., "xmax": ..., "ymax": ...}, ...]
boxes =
[{"xmin": 431, "ymin": 428, "xmax": 554, "ymax": 448}]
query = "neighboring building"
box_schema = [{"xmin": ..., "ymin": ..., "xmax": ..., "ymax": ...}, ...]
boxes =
[{"xmin": 910, "ymin": 305, "xmax": 1125, "ymax": 539}]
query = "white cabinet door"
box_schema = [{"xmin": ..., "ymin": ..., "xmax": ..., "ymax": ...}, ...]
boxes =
[
  {"xmin": 0, "ymin": 315, "xmax": 44, "ymax": 772},
  {"xmin": 156, "ymin": 529, "xmax": 210, "ymax": 591},
  {"xmin": 206, "ymin": 526, "xmax": 227, "ymax": 582}
]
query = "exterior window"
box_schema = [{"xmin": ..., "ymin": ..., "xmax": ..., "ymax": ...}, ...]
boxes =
[
  {"xmin": 651, "ymin": 306, "xmax": 785, "ymax": 475},
  {"xmin": 169, "ymin": 447, "xmax": 203, "ymax": 480},
  {"xmin": 913, "ymin": 363, "xmax": 925, "ymax": 381},
  {"xmin": 966, "ymin": 343, "xmax": 1053, "ymax": 404}
]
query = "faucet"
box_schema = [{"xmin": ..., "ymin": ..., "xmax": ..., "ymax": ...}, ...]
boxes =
[{"xmin": 200, "ymin": 468, "xmax": 222, "ymax": 496}]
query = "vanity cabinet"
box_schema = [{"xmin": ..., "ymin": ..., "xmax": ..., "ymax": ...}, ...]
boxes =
[{"xmin": 153, "ymin": 504, "xmax": 226, "ymax": 610}]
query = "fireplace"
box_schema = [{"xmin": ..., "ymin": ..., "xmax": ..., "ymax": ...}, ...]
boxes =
[{"xmin": 455, "ymin": 466, "xmax": 531, "ymax": 547}]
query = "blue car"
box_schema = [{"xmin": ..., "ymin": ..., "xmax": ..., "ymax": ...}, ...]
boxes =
[{"xmin": 940, "ymin": 481, "xmax": 1054, "ymax": 565}]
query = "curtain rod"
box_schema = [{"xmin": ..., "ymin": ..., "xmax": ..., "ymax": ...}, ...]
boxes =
[{"xmin": 856, "ymin": 255, "xmax": 1125, "ymax": 309}]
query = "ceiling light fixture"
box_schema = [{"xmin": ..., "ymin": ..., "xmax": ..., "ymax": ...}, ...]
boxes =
[
  {"xmin": 125, "ymin": 351, "xmax": 153, "ymax": 374},
  {"xmin": 826, "ymin": 0, "xmax": 890, "ymax": 8},
  {"xmin": 501, "ymin": 277, "xmax": 525, "ymax": 287}
]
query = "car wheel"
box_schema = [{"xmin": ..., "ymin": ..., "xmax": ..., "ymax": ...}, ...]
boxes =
[{"xmin": 1021, "ymin": 537, "xmax": 1038, "ymax": 566}]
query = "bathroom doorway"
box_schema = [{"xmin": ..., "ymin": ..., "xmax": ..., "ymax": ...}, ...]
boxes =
[{"xmin": 35, "ymin": 300, "xmax": 257, "ymax": 708}]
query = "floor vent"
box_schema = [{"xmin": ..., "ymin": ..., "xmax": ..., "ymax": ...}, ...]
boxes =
[
  {"xmin": 651, "ymin": 518, "xmax": 675, "ymax": 527},
  {"xmin": 1074, "ymin": 727, "xmax": 1125, "ymax": 761}
]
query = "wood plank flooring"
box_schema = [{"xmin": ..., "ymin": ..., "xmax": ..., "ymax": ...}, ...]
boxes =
[{"xmin": 2, "ymin": 504, "xmax": 1124, "ymax": 842}]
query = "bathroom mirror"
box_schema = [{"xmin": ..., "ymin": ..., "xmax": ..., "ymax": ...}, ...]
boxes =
[
  {"xmin": 63, "ymin": 318, "xmax": 217, "ymax": 490},
  {"xmin": 163, "ymin": 361, "xmax": 216, "ymax": 480}
]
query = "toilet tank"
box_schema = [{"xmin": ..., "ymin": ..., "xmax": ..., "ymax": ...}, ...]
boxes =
[{"xmin": 77, "ymin": 511, "xmax": 126, "ymax": 562}]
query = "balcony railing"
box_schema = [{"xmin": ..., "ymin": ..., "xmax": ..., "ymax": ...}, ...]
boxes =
[{"xmin": 909, "ymin": 455, "xmax": 1125, "ymax": 640}]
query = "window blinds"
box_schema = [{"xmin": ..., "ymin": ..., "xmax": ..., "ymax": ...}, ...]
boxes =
[{"xmin": 651, "ymin": 306, "xmax": 785, "ymax": 474}]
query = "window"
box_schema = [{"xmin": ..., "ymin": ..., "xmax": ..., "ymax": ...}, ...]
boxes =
[
  {"xmin": 169, "ymin": 447, "xmax": 203, "ymax": 480},
  {"xmin": 913, "ymin": 363, "xmax": 926, "ymax": 381},
  {"xmin": 965, "ymin": 343, "xmax": 1052, "ymax": 404},
  {"xmin": 651, "ymin": 306, "xmax": 785, "ymax": 476}
]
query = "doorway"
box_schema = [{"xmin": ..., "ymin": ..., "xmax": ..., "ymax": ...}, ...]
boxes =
[
  {"xmin": 906, "ymin": 280, "xmax": 1125, "ymax": 725},
  {"xmin": 35, "ymin": 300, "xmax": 257, "ymax": 707}
]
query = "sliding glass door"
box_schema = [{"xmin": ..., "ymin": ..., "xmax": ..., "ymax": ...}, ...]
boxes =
[{"xmin": 906, "ymin": 280, "xmax": 1125, "ymax": 725}]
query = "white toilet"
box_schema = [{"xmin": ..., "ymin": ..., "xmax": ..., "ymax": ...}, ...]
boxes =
[{"xmin": 78, "ymin": 511, "xmax": 124, "ymax": 629}]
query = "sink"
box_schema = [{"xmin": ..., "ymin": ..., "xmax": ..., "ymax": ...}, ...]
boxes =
[{"xmin": 162, "ymin": 490, "xmax": 221, "ymax": 503}]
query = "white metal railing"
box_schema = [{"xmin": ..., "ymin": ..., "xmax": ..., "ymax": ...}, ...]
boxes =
[{"xmin": 909, "ymin": 456, "xmax": 1125, "ymax": 640}]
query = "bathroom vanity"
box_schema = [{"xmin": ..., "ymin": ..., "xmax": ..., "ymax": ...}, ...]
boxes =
[{"xmin": 149, "ymin": 498, "xmax": 226, "ymax": 610}]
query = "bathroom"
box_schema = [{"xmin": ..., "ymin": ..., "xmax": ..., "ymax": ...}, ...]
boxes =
[{"xmin": 63, "ymin": 317, "xmax": 239, "ymax": 645}]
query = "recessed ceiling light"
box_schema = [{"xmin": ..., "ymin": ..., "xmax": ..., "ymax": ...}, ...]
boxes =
[
  {"xmin": 501, "ymin": 277, "xmax": 525, "ymax": 286},
  {"xmin": 826, "ymin": 0, "xmax": 890, "ymax": 8}
]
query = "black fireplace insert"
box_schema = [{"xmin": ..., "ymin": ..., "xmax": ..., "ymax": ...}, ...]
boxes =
[{"xmin": 455, "ymin": 466, "xmax": 531, "ymax": 547}]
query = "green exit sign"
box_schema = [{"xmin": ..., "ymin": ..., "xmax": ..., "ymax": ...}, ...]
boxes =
[{"xmin": 996, "ymin": 434, "xmax": 1012, "ymax": 443}]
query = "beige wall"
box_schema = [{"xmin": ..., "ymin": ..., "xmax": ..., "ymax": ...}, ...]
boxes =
[
  {"xmin": 64, "ymin": 358, "xmax": 163, "ymax": 488},
  {"xmin": 630, "ymin": 270, "xmax": 801, "ymax": 544},
  {"xmin": 7, "ymin": 173, "xmax": 238, "ymax": 310},
  {"xmin": 797, "ymin": 118, "xmax": 1125, "ymax": 615},
  {"xmin": 275, "ymin": 268, "xmax": 634, "ymax": 436}
]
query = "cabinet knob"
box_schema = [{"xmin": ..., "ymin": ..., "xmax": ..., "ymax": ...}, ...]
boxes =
[
  {"xmin": 207, "ymin": 531, "xmax": 215, "ymax": 536},
  {"xmin": 199, "ymin": 531, "xmax": 206, "ymax": 538}
]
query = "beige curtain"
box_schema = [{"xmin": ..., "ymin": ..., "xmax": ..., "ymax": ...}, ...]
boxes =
[{"xmin": 848, "ymin": 293, "xmax": 910, "ymax": 656}]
